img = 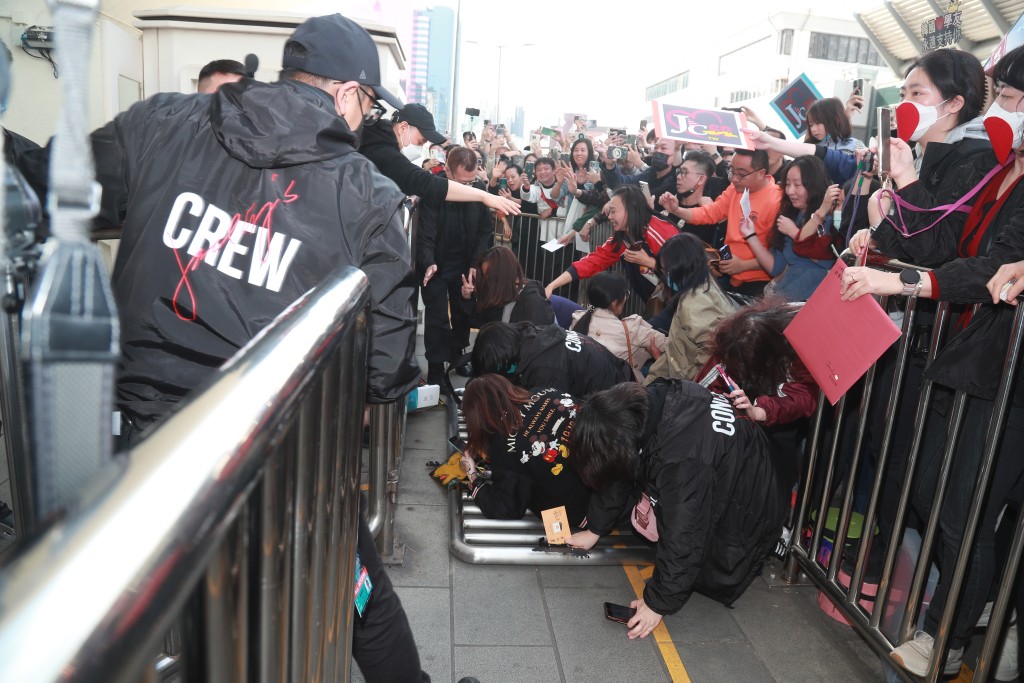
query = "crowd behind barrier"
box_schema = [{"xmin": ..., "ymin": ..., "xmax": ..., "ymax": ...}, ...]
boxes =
[{"xmin": 5, "ymin": 8, "xmax": 1024, "ymax": 680}]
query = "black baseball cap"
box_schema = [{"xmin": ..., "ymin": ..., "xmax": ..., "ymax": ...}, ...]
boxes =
[
  {"xmin": 394, "ymin": 104, "xmax": 448, "ymax": 145},
  {"xmin": 282, "ymin": 14, "xmax": 403, "ymax": 110}
]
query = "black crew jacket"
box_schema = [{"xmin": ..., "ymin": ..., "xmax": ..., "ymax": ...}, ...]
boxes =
[
  {"xmin": 587, "ymin": 379, "xmax": 793, "ymax": 614},
  {"xmin": 511, "ymin": 323, "xmax": 632, "ymax": 398},
  {"xmin": 87, "ymin": 79, "xmax": 420, "ymax": 424}
]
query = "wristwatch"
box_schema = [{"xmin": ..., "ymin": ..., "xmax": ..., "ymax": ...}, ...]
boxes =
[{"xmin": 899, "ymin": 269, "xmax": 922, "ymax": 296}]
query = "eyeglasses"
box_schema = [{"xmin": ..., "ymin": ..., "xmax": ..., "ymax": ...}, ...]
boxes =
[
  {"xmin": 445, "ymin": 167, "xmax": 476, "ymax": 185},
  {"xmin": 677, "ymin": 170, "xmax": 705, "ymax": 179},
  {"xmin": 356, "ymin": 87, "xmax": 386, "ymax": 125},
  {"xmin": 727, "ymin": 167, "xmax": 759, "ymax": 180}
]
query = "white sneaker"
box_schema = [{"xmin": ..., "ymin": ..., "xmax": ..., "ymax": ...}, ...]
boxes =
[
  {"xmin": 995, "ymin": 620, "xmax": 1018, "ymax": 682},
  {"xmin": 890, "ymin": 631, "xmax": 964, "ymax": 677}
]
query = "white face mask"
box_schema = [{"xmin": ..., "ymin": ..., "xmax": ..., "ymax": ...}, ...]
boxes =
[
  {"xmin": 985, "ymin": 100, "xmax": 1024, "ymax": 149},
  {"xmin": 398, "ymin": 126, "xmax": 410, "ymax": 150},
  {"xmin": 897, "ymin": 99, "xmax": 951, "ymax": 142}
]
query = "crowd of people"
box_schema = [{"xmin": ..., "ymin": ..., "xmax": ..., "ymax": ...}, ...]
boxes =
[
  {"xmin": 433, "ymin": 44, "xmax": 1024, "ymax": 679},
  {"xmin": 3, "ymin": 9, "xmax": 1024, "ymax": 681}
]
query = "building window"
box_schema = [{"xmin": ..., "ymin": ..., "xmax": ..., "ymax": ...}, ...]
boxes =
[
  {"xmin": 808, "ymin": 32, "xmax": 884, "ymax": 66},
  {"xmin": 645, "ymin": 72, "xmax": 689, "ymax": 101},
  {"xmin": 778, "ymin": 29, "xmax": 793, "ymax": 56}
]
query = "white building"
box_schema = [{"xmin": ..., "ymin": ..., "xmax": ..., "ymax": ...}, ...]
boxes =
[{"xmin": 644, "ymin": 9, "xmax": 898, "ymax": 138}]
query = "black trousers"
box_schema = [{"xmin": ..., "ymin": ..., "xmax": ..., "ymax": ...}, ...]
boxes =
[
  {"xmin": 916, "ymin": 392, "xmax": 1024, "ymax": 649},
  {"xmin": 422, "ymin": 274, "xmax": 471, "ymax": 364},
  {"xmin": 353, "ymin": 500, "xmax": 430, "ymax": 682}
]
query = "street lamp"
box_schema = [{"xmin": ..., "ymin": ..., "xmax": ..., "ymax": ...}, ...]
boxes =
[{"xmin": 463, "ymin": 41, "xmax": 534, "ymax": 124}]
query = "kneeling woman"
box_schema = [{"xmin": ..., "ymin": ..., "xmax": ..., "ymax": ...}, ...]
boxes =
[
  {"xmin": 568, "ymin": 380, "xmax": 795, "ymax": 639},
  {"xmin": 461, "ymin": 374, "xmax": 590, "ymax": 525}
]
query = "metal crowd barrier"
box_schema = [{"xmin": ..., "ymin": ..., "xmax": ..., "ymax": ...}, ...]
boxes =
[
  {"xmin": 494, "ymin": 211, "xmax": 645, "ymax": 317},
  {"xmin": 784, "ymin": 256, "xmax": 1024, "ymax": 683},
  {"xmin": 445, "ymin": 387, "xmax": 655, "ymax": 566},
  {"xmin": 0, "ymin": 266, "xmax": 371, "ymax": 683}
]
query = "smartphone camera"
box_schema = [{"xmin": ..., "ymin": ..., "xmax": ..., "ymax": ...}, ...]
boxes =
[
  {"xmin": 718, "ymin": 244, "xmax": 733, "ymax": 260},
  {"xmin": 607, "ymin": 146, "xmax": 628, "ymax": 160},
  {"xmin": 496, "ymin": 124, "xmax": 506, "ymax": 136},
  {"xmin": 499, "ymin": 177, "xmax": 509, "ymax": 190}
]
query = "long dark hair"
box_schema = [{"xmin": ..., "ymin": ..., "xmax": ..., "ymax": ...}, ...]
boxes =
[
  {"xmin": 570, "ymin": 137, "xmax": 595, "ymax": 172},
  {"xmin": 572, "ymin": 272, "xmax": 629, "ymax": 335},
  {"xmin": 609, "ymin": 185, "xmax": 652, "ymax": 251},
  {"xmin": 905, "ymin": 49, "xmax": 986, "ymax": 126},
  {"xmin": 776, "ymin": 155, "xmax": 829, "ymax": 250},
  {"xmin": 570, "ymin": 383, "xmax": 648, "ymax": 490},
  {"xmin": 475, "ymin": 247, "xmax": 526, "ymax": 311},
  {"xmin": 708, "ymin": 298, "xmax": 797, "ymax": 398},
  {"xmin": 463, "ymin": 374, "xmax": 533, "ymax": 453},
  {"xmin": 658, "ymin": 233, "xmax": 713, "ymax": 297},
  {"xmin": 471, "ymin": 321, "xmax": 528, "ymax": 376},
  {"xmin": 804, "ymin": 98, "xmax": 852, "ymax": 143}
]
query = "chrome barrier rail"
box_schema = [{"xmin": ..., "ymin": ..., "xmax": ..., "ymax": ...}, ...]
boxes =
[
  {"xmin": 785, "ymin": 255, "xmax": 1023, "ymax": 683},
  {"xmin": 494, "ymin": 212, "xmax": 645, "ymax": 317},
  {"xmin": 0, "ymin": 266, "xmax": 370, "ymax": 683},
  {"xmin": 445, "ymin": 387, "xmax": 655, "ymax": 566},
  {"xmin": 367, "ymin": 399, "xmax": 405, "ymax": 559}
]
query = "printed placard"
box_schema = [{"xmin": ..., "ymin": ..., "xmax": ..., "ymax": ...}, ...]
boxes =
[
  {"xmin": 650, "ymin": 101, "xmax": 753, "ymax": 150},
  {"xmin": 770, "ymin": 73, "xmax": 823, "ymax": 137},
  {"xmin": 542, "ymin": 506, "xmax": 571, "ymax": 545}
]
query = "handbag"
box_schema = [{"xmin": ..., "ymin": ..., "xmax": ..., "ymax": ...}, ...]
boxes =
[{"xmin": 631, "ymin": 492, "xmax": 659, "ymax": 542}]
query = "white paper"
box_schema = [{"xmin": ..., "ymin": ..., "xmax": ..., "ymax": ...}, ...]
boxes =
[
  {"xmin": 542, "ymin": 238, "xmax": 565, "ymax": 252},
  {"xmin": 740, "ymin": 189, "xmax": 751, "ymax": 221}
]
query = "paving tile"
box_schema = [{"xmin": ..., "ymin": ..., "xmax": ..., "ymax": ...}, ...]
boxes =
[
  {"xmin": 539, "ymin": 564, "xmax": 635, "ymax": 590},
  {"xmin": 398, "ymin": 447, "xmax": 450, "ymax": 506},
  {"xmin": 730, "ymin": 581, "xmax": 884, "ymax": 682},
  {"xmin": 677, "ymin": 640, "xmax": 776, "ymax": 682},
  {"xmin": 455, "ymin": 645, "xmax": 561, "ymax": 683},
  {"xmin": 452, "ymin": 563, "xmax": 550, "ymax": 646},
  {"xmin": 544, "ymin": 587, "xmax": 668, "ymax": 683},
  {"xmin": 660, "ymin": 591, "xmax": 747, "ymax": 644},
  {"xmin": 388, "ymin": 503, "xmax": 450, "ymax": 588},
  {"xmin": 397, "ymin": 586, "xmax": 452, "ymax": 683}
]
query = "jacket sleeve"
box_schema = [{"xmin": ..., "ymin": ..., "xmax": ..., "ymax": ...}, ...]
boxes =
[
  {"xmin": 414, "ymin": 198, "xmax": 441, "ymax": 275},
  {"xmin": 930, "ymin": 203, "xmax": 1024, "ymax": 302},
  {"xmin": 577, "ymin": 185, "xmax": 609, "ymax": 207},
  {"xmin": 386, "ymin": 149, "xmax": 449, "ymax": 203},
  {"xmin": 755, "ymin": 359, "xmax": 819, "ymax": 427},
  {"xmin": 356, "ymin": 188, "xmax": 422, "ymax": 403},
  {"xmin": 470, "ymin": 471, "xmax": 533, "ymax": 520},
  {"xmin": 873, "ymin": 160, "xmax": 991, "ymax": 268},
  {"xmin": 567, "ymin": 237, "xmax": 623, "ymax": 280},
  {"xmin": 585, "ymin": 478, "xmax": 631, "ymax": 535},
  {"xmin": 814, "ymin": 146, "xmax": 857, "ymax": 185},
  {"xmin": 686, "ymin": 191, "xmax": 731, "ymax": 226},
  {"xmin": 472, "ymin": 202, "xmax": 495, "ymax": 264},
  {"xmin": 644, "ymin": 460, "xmax": 714, "ymax": 615}
]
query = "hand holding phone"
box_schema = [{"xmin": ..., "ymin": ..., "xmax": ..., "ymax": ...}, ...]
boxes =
[{"xmin": 604, "ymin": 602, "xmax": 637, "ymax": 624}]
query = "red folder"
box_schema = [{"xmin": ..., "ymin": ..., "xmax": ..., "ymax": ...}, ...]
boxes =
[{"xmin": 784, "ymin": 261, "xmax": 902, "ymax": 405}]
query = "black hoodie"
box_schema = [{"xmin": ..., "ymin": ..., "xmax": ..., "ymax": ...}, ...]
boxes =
[{"xmin": 88, "ymin": 79, "xmax": 419, "ymax": 425}]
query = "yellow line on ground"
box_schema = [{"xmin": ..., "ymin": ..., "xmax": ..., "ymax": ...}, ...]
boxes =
[{"xmin": 622, "ymin": 565, "xmax": 692, "ymax": 683}]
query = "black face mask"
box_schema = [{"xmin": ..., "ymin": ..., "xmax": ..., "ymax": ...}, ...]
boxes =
[
  {"xmin": 651, "ymin": 152, "xmax": 671, "ymax": 171},
  {"xmin": 678, "ymin": 187, "xmax": 696, "ymax": 199}
]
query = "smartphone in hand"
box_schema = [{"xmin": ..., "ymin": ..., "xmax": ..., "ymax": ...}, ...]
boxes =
[{"xmin": 604, "ymin": 602, "xmax": 637, "ymax": 624}]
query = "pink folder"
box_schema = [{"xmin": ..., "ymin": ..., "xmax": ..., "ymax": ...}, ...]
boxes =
[{"xmin": 784, "ymin": 261, "xmax": 902, "ymax": 405}]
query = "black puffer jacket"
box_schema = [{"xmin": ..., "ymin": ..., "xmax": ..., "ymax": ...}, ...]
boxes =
[
  {"xmin": 470, "ymin": 280, "xmax": 555, "ymax": 327},
  {"xmin": 873, "ymin": 136, "xmax": 995, "ymax": 267},
  {"xmin": 414, "ymin": 172, "xmax": 493, "ymax": 277},
  {"xmin": 513, "ymin": 324, "xmax": 632, "ymax": 398},
  {"xmin": 87, "ymin": 79, "xmax": 420, "ymax": 424},
  {"xmin": 588, "ymin": 380, "xmax": 792, "ymax": 614}
]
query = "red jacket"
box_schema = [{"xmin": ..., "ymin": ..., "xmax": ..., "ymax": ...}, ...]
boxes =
[
  {"xmin": 696, "ymin": 356, "xmax": 818, "ymax": 428},
  {"xmin": 569, "ymin": 216, "xmax": 678, "ymax": 279}
]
